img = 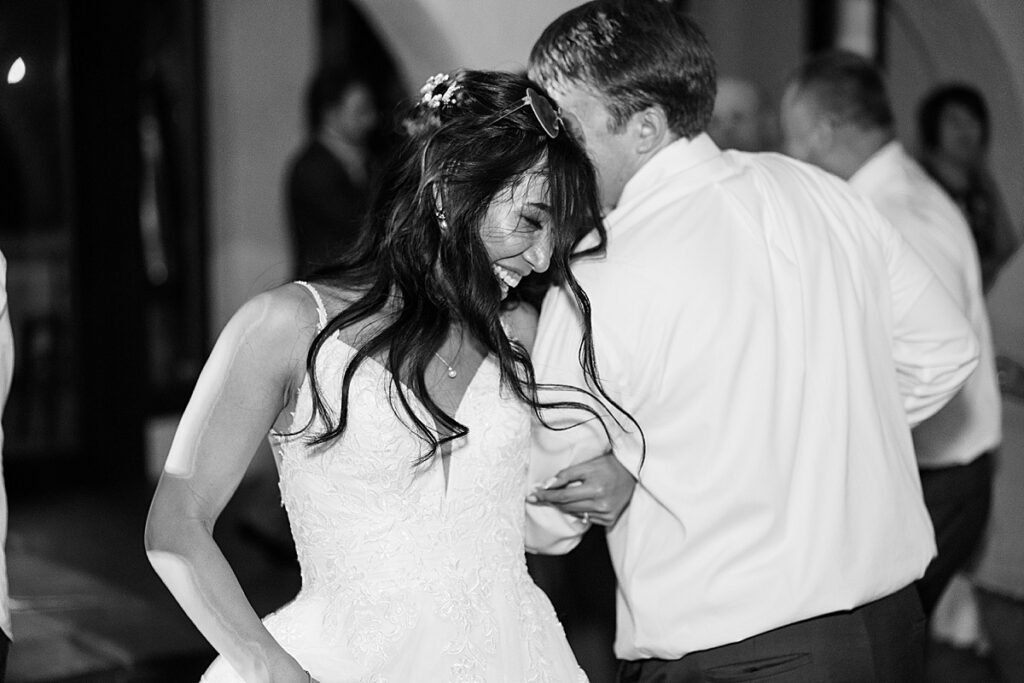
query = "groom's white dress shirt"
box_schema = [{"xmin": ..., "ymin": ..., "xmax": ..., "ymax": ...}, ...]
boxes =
[{"xmin": 527, "ymin": 134, "xmax": 979, "ymax": 660}]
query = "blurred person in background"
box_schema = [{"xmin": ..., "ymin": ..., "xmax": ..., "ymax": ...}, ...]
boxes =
[
  {"xmin": 708, "ymin": 76, "xmax": 767, "ymax": 152},
  {"xmin": 286, "ymin": 67, "xmax": 382, "ymax": 278},
  {"xmin": 146, "ymin": 69, "xmax": 623, "ymax": 682},
  {"xmin": 917, "ymin": 83, "xmax": 1022, "ymax": 291},
  {"xmin": 780, "ymin": 50, "xmax": 1001, "ymax": 618}
]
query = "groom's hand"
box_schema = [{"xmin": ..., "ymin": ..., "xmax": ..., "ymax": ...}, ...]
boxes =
[{"xmin": 527, "ymin": 452, "xmax": 636, "ymax": 526}]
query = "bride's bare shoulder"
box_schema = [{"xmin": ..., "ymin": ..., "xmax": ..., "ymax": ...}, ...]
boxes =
[
  {"xmin": 251, "ymin": 282, "xmax": 325, "ymax": 333},
  {"xmin": 203, "ymin": 283, "xmax": 329, "ymax": 384}
]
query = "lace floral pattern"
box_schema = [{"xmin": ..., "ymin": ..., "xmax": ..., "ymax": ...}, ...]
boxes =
[{"xmin": 210, "ymin": 330, "xmax": 588, "ymax": 683}]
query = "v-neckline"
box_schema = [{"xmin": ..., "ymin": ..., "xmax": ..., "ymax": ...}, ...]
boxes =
[
  {"xmin": 328, "ymin": 334, "xmax": 494, "ymax": 497},
  {"xmin": 329, "ymin": 334, "xmax": 490, "ymax": 422}
]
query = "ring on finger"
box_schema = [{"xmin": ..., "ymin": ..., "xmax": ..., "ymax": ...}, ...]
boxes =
[{"xmin": 581, "ymin": 512, "xmax": 590, "ymax": 525}]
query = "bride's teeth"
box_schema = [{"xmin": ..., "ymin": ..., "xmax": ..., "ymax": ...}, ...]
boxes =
[{"xmin": 492, "ymin": 265, "xmax": 521, "ymax": 290}]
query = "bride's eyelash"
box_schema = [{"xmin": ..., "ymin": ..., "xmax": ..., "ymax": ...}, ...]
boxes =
[{"xmin": 521, "ymin": 215, "xmax": 544, "ymax": 230}]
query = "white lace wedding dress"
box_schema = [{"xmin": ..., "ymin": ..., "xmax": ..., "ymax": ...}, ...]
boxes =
[{"xmin": 201, "ymin": 284, "xmax": 587, "ymax": 682}]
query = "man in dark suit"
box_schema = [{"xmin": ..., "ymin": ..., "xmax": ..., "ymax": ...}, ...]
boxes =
[{"xmin": 286, "ymin": 68, "xmax": 379, "ymax": 277}]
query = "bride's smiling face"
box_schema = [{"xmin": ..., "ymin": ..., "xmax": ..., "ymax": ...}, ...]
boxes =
[{"xmin": 479, "ymin": 167, "xmax": 554, "ymax": 300}]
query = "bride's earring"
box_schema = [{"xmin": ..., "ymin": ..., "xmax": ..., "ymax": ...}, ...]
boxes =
[
  {"xmin": 432, "ymin": 182, "xmax": 449, "ymax": 232},
  {"xmin": 435, "ymin": 207, "xmax": 449, "ymax": 231}
]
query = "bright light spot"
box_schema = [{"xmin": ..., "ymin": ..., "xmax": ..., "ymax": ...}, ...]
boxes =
[{"xmin": 6, "ymin": 58, "xmax": 26, "ymax": 84}]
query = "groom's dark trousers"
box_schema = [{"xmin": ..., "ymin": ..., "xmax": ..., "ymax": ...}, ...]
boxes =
[{"xmin": 617, "ymin": 584, "xmax": 925, "ymax": 682}]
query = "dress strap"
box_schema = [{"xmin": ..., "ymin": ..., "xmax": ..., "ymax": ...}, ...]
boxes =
[{"xmin": 294, "ymin": 280, "xmax": 328, "ymax": 331}]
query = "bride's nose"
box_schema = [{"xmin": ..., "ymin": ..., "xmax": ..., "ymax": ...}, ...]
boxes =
[{"xmin": 524, "ymin": 231, "xmax": 552, "ymax": 273}]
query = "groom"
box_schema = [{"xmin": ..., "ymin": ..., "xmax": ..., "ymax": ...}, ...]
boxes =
[{"xmin": 525, "ymin": 1, "xmax": 979, "ymax": 680}]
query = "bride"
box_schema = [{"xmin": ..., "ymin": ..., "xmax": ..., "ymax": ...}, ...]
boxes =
[{"xmin": 144, "ymin": 70, "xmax": 618, "ymax": 682}]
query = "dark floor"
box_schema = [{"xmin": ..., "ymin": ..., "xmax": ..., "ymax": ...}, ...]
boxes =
[
  {"xmin": 4, "ymin": 473, "xmax": 1002, "ymax": 682},
  {"xmin": 5, "ymin": 471, "xmax": 300, "ymax": 682}
]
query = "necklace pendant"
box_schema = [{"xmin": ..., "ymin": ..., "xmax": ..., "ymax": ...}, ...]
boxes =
[{"xmin": 434, "ymin": 349, "xmax": 459, "ymax": 379}]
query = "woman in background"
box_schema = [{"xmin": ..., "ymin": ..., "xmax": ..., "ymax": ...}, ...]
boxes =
[
  {"xmin": 918, "ymin": 83, "xmax": 1021, "ymax": 290},
  {"xmin": 145, "ymin": 70, "xmax": 616, "ymax": 682}
]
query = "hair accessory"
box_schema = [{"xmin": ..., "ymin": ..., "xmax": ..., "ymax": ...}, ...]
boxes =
[
  {"xmin": 434, "ymin": 208, "xmax": 449, "ymax": 231},
  {"xmin": 524, "ymin": 88, "xmax": 562, "ymax": 138},
  {"xmin": 492, "ymin": 87, "xmax": 562, "ymax": 139},
  {"xmin": 420, "ymin": 73, "xmax": 462, "ymax": 110}
]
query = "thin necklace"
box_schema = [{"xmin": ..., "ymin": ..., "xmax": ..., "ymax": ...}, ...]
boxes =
[{"xmin": 434, "ymin": 349, "xmax": 459, "ymax": 379}]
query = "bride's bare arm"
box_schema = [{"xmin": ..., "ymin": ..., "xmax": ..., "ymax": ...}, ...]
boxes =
[{"xmin": 144, "ymin": 285, "xmax": 316, "ymax": 682}]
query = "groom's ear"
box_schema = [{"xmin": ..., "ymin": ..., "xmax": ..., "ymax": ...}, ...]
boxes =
[{"xmin": 632, "ymin": 105, "xmax": 672, "ymax": 155}]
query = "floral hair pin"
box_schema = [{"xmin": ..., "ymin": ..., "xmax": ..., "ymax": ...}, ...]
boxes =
[{"xmin": 420, "ymin": 73, "xmax": 462, "ymax": 110}]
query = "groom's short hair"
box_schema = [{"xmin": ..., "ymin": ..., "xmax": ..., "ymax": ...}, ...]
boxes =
[{"xmin": 528, "ymin": 0, "xmax": 717, "ymax": 140}]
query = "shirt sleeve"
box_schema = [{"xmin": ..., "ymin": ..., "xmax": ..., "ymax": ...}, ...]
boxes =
[
  {"xmin": 526, "ymin": 280, "xmax": 641, "ymax": 553},
  {"xmin": 882, "ymin": 214, "xmax": 981, "ymax": 426},
  {"xmin": 873, "ymin": 194, "xmax": 972, "ymax": 313}
]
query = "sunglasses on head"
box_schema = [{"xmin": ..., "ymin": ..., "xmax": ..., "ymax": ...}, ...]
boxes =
[{"xmin": 494, "ymin": 87, "xmax": 563, "ymax": 138}]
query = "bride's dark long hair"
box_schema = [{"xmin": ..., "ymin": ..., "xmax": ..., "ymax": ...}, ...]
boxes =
[{"xmin": 304, "ymin": 69, "xmax": 638, "ymax": 463}]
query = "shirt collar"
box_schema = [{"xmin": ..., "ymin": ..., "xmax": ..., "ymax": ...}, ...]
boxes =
[
  {"xmin": 849, "ymin": 139, "xmax": 903, "ymax": 195},
  {"xmin": 616, "ymin": 134, "xmax": 722, "ymax": 207},
  {"xmin": 603, "ymin": 133, "xmax": 729, "ymax": 237}
]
